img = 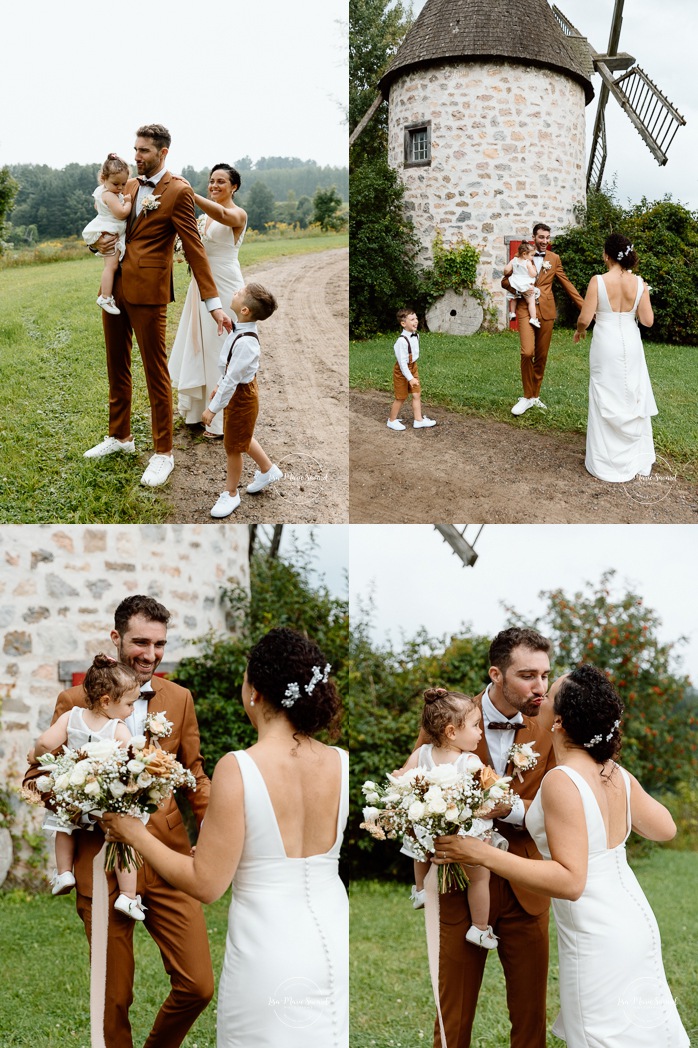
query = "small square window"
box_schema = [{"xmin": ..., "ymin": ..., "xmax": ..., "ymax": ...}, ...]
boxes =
[{"xmin": 404, "ymin": 122, "xmax": 432, "ymax": 167}]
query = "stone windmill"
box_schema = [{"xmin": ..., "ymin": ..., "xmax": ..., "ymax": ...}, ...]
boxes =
[{"xmin": 373, "ymin": 0, "xmax": 595, "ymax": 332}]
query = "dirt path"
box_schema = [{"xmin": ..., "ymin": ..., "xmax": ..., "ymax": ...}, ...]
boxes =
[
  {"xmin": 350, "ymin": 389, "xmax": 698, "ymax": 523},
  {"xmin": 167, "ymin": 248, "xmax": 348, "ymax": 523}
]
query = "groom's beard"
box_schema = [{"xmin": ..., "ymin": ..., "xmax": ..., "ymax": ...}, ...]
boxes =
[{"xmin": 501, "ymin": 680, "xmax": 544, "ymax": 718}]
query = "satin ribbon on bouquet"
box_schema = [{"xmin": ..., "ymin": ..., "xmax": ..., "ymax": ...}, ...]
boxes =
[
  {"xmin": 90, "ymin": 843, "xmax": 109, "ymax": 1048},
  {"xmin": 424, "ymin": 863, "xmax": 448, "ymax": 1048}
]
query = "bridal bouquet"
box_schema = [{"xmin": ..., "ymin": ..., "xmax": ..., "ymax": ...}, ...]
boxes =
[
  {"xmin": 35, "ymin": 737, "xmax": 195, "ymax": 872},
  {"xmin": 361, "ymin": 756, "xmax": 514, "ymax": 891}
]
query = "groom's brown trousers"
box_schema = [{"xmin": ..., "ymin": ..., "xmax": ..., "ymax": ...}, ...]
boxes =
[
  {"xmin": 516, "ymin": 302, "xmax": 554, "ymax": 400},
  {"xmin": 434, "ymin": 873, "xmax": 549, "ymax": 1048}
]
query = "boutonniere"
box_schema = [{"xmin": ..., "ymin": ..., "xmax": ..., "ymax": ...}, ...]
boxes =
[
  {"xmin": 141, "ymin": 194, "xmax": 161, "ymax": 213},
  {"xmin": 507, "ymin": 742, "xmax": 539, "ymax": 782},
  {"xmin": 144, "ymin": 710, "xmax": 173, "ymax": 748},
  {"xmin": 541, "ymin": 260, "xmax": 552, "ymax": 271}
]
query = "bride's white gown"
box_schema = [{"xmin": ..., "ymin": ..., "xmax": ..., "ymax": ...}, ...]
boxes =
[
  {"xmin": 527, "ymin": 766, "xmax": 688, "ymax": 1047},
  {"xmin": 216, "ymin": 748, "xmax": 349, "ymax": 1047},
  {"xmin": 586, "ymin": 274, "xmax": 658, "ymax": 482},
  {"xmin": 168, "ymin": 217, "xmax": 246, "ymax": 436}
]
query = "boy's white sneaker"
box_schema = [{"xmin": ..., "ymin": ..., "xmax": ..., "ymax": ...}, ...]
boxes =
[
  {"xmin": 84, "ymin": 436, "xmax": 136, "ymax": 459},
  {"xmin": 97, "ymin": 295, "xmax": 120, "ymax": 315},
  {"xmin": 51, "ymin": 870, "xmax": 76, "ymax": 896},
  {"xmin": 246, "ymin": 464, "xmax": 283, "ymax": 494},
  {"xmin": 410, "ymin": 885, "xmax": 426, "ymax": 909},
  {"xmin": 465, "ymin": 924, "xmax": 498, "ymax": 950},
  {"xmin": 414, "ymin": 417, "xmax": 436, "ymax": 428},
  {"xmin": 387, "ymin": 419, "xmax": 406, "ymax": 431},
  {"xmin": 140, "ymin": 453, "xmax": 174, "ymax": 487},
  {"xmin": 211, "ymin": 490, "xmax": 241, "ymax": 518},
  {"xmin": 114, "ymin": 893, "xmax": 146, "ymax": 921}
]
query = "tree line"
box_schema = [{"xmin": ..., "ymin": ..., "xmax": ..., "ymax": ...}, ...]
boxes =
[{"xmin": 3, "ymin": 157, "xmax": 348, "ymax": 244}]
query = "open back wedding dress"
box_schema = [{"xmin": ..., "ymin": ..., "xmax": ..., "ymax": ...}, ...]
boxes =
[
  {"xmin": 527, "ymin": 765, "xmax": 688, "ymax": 1047},
  {"xmin": 216, "ymin": 748, "xmax": 349, "ymax": 1047},
  {"xmin": 585, "ymin": 274, "xmax": 658, "ymax": 482}
]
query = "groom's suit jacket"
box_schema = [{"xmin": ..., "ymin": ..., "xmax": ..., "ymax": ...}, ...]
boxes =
[
  {"xmin": 24, "ymin": 674, "xmax": 211, "ymax": 895},
  {"xmin": 120, "ymin": 172, "xmax": 219, "ymax": 307},
  {"xmin": 530, "ymin": 250, "xmax": 584, "ymax": 321},
  {"xmin": 474, "ymin": 688, "xmax": 556, "ymax": 916}
]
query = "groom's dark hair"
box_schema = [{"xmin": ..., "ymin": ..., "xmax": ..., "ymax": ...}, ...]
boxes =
[
  {"xmin": 114, "ymin": 595, "xmax": 171, "ymax": 636},
  {"xmin": 136, "ymin": 123, "xmax": 171, "ymax": 151},
  {"xmin": 489, "ymin": 627, "xmax": 551, "ymax": 673},
  {"xmin": 532, "ymin": 222, "xmax": 551, "ymax": 236}
]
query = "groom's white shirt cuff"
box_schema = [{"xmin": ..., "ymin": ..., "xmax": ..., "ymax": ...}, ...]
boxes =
[{"xmin": 204, "ymin": 296, "xmax": 223, "ymax": 312}]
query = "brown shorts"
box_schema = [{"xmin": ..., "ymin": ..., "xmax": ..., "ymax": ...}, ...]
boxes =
[
  {"xmin": 393, "ymin": 360, "xmax": 420, "ymax": 400},
  {"xmin": 223, "ymin": 377, "xmax": 259, "ymax": 453}
]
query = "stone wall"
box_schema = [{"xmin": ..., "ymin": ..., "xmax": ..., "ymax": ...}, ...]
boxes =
[
  {"xmin": 0, "ymin": 524, "xmax": 249, "ymax": 785},
  {"xmin": 387, "ymin": 60, "xmax": 587, "ymax": 327}
]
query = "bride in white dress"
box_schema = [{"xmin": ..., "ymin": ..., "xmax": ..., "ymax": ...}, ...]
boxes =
[
  {"xmin": 574, "ymin": 233, "xmax": 657, "ymax": 482},
  {"xmin": 435, "ymin": 664, "xmax": 689, "ymax": 1047},
  {"xmin": 169, "ymin": 164, "xmax": 247, "ymax": 437},
  {"xmin": 103, "ymin": 627, "xmax": 348, "ymax": 1048}
]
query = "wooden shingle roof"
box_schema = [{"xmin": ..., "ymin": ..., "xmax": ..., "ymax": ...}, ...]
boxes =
[{"xmin": 379, "ymin": 0, "xmax": 594, "ymax": 104}]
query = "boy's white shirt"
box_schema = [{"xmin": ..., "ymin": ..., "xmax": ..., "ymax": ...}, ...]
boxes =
[
  {"xmin": 393, "ymin": 327, "xmax": 419, "ymax": 382},
  {"xmin": 208, "ymin": 321, "xmax": 260, "ymax": 414}
]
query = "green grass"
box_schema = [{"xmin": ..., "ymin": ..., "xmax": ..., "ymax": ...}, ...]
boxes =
[
  {"xmin": 0, "ymin": 232, "xmax": 347, "ymax": 523},
  {"xmin": 0, "ymin": 887, "xmax": 230, "ymax": 1046},
  {"xmin": 350, "ymin": 330, "xmax": 698, "ymax": 482},
  {"xmin": 350, "ymin": 850, "xmax": 698, "ymax": 1048}
]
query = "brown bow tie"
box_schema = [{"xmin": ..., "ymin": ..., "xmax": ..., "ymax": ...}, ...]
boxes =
[
  {"xmin": 138, "ymin": 178, "xmax": 156, "ymax": 188},
  {"xmin": 487, "ymin": 721, "xmax": 525, "ymax": 731}
]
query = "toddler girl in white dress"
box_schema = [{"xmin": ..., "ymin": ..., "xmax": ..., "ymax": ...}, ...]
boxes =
[
  {"xmin": 400, "ymin": 687, "xmax": 508, "ymax": 950},
  {"xmin": 82, "ymin": 153, "xmax": 132, "ymax": 315},
  {"xmin": 504, "ymin": 241, "xmax": 541, "ymax": 327},
  {"xmin": 30, "ymin": 652, "xmax": 146, "ymax": 920}
]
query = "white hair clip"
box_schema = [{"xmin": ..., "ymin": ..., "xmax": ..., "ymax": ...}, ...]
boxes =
[
  {"xmin": 583, "ymin": 719, "xmax": 620, "ymax": 748},
  {"xmin": 281, "ymin": 664, "xmax": 332, "ymax": 708}
]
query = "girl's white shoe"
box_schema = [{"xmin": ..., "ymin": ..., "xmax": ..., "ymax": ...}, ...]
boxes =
[
  {"xmin": 465, "ymin": 923, "xmax": 498, "ymax": 950},
  {"xmin": 51, "ymin": 870, "xmax": 76, "ymax": 895},
  {"xmin": 114, "ymin": 893, "xmax": 147, "ymax": 921},
  {"xmin": 97, "ymin": 295, "xmax": 121, "ymax": 315},
  {"xmin": 410, "ymin": 885, "xmax": 426, "ymax": 909}
]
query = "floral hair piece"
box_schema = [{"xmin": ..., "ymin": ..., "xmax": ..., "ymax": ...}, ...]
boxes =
[
  {"xmin": 617, "ymin": 244, "xmax": 634, "ymax": 261},
  {"xmin": 583, "ymin": 719, "xmax": 620, "ymax": 748},
  {"xmin": 281, "ymin": 663, "xmax": 332, "ymax": 708}
]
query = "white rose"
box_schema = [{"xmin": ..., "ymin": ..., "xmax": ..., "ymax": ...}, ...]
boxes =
[
  {"xmin": 408, "ymin": 800, "xmax": 426, "ymax": 821},
  {"xmin": 109, "ymin": 781, "xmax": 127, "ymax": 798},
  {"xmin": 512, "ymin": 751, "xmax": 528, "ymax": 768},
  {"xmin": 130, "ymin": 735, "xmax": 147, "ymax": 751},
  {"xmin": 488, "ymin": 785, "xmax": 506, "ymax": 800},
  {"xmin": 461, "ymin": 753, "xmax": 484, "ymax": 774},
  {"xmin": 427, "ymin": 764, "xmax": 460, "ymax": 787},
  {"xmin": 35, "ymin": 775, "xmax": 52, "ymax": 792},
  {"xmin": 445, "ymin": 806, "xmax": 460, "ymax": 822},
  {"xmin": 362, "ymin": 806, "xmax": 381, "ymax": 824},
  {"xmin": 137, "ymin": 771, "xmax": 154, "ymax": 788},
  {"xmin": 127, "ymin": 759, "xmax": 145, "ymax": 774},
  {"xmin": 84, "ymin": 781, "xmax": 101, "ymax": 797},
  {"xmin": 55, "ymin": 773, "xmax": 72, "ymax": 791},
  {"xmin": 362, "ymin": 780, "xmax": 378, "ymax": 793},
  {"xmin": 364, "ymin": 791, "xmax": 380, "ymax": 805},
  {"xmin": 82, "ymin": 738, "xmax": 120, "ymax": 761},
  {"xmin": 425, "ymin": 788, "xmax": 447, "ymax": 815},
  {"xmin": 69, "ymin": 760, "xmax": 91, "ymax": 786}
]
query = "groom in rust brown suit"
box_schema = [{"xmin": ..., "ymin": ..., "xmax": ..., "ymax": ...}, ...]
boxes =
[
  {"xmin": 84, "ymin": 123, "xmax": 233, "ymax": 487},
  {"xmin": 428, "ymin": 627, "xmax": 556, "ymax": 1048},
  {"xmin": 504, "ymin": 222, "xmax": 584, "ymax": 418},
  {"xmin": 24, "ymin": 595, "xmax": 212, "ymax": 1048}
]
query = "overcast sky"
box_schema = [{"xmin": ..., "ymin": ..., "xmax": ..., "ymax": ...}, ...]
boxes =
[
  {"xmin": 409, "ymin": 0, "xmax": 698, "ymax": 210},
  {"xmin": 1, "ymin": 0, "xmax": 348, "ymax": 171},
  {"xmin": 348, "ymin": 525, "xmax": 698, "ymax": 683}
]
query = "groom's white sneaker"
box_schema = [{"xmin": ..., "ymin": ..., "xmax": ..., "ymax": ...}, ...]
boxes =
[
  {"xmin": 532, "ymin": 397, "xmax": 547, "ymax": 411},
  {"xmin": 465, "ymin": 924, "xmax": 499, "ymax": 950},
  {"xmin": 140, "ymin": 453, "xmax": 174, "ymax": 487},
  {"xmin": 84, "ymin": 436, "xmax": 136, "ymax": 459},
  {"xmin": 511, "ymin": 397, "xmax": 535, "ymax": 416}
]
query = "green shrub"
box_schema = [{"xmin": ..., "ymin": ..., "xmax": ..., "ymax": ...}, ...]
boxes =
[{"xmin": 553, "ymin": 188, "xmax": 698, "ymax": 345}]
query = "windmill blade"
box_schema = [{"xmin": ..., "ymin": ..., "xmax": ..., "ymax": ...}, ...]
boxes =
[
  {"xmin": 596, "ymin": 63, "xmax": 686, "ymax": 167},
  {"xmin": 433, "ymin": 525, "xmax": 483, "ymax": 567},
  {"xmin": 587, "ymin": 106, "xmax": 607, "ymax": 189}
]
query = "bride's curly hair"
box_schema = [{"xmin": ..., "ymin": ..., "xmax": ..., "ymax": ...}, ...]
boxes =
[
  {"xmin": 246, "ymin": 627, "xmax": 341, "ymax": 740},
  {"xmin": 554, "ymin": 664, "xmax": 623, "ymax": 763},
  {"xmin": 209, "ymin": 163, "xmax": 242, "ymax": 193},
  {"xmin": 421, "ymin": 688, "xmax": 476, "ymax": 746},
  {"xmin": 604, "ymin": 233, "xmax": 638, "ymax": 271}
]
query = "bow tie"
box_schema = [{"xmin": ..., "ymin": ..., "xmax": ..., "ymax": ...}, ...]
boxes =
[
  {"xmin": 410, "ymin": 332, "xmax": 419, "ymax": 338},
  {"xmin": 534, "ymin": 251, "xmax": 546, "ymax": 257},
  {"xmin": 487, "ymin": 721, "xmax": 525, "ymax": 731},
  {"xmin": 140, "ymin": 687, "xmax": 155, "ymax": 699},
  {"xmin": 138, "ymin": 178, "xmax": 156, "ymax": 188}
]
